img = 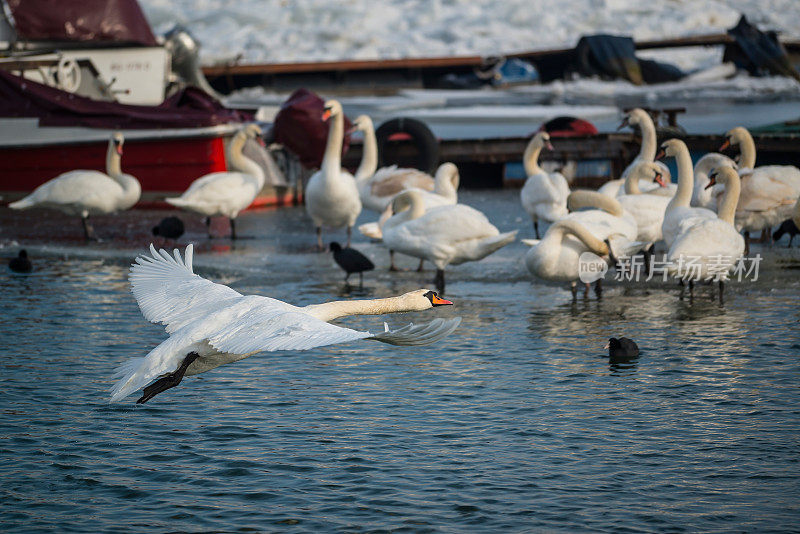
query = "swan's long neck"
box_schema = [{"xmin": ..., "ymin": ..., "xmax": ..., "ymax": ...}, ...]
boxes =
[
  {"xmin": 556, "ymin": 220, "xmax": 609, "ymax": 255},
  {"xmin": 624, "ymin": 170, "xmax": 642, "ymax": 195},
  {"xmin": 106, "ymin": 141, "xmax": 122, "ymax": 178},
  {"xmin": 737, "ymin": 130, "xmax": 757, "ymax": 169},
  {"xmin": 637, "ymin": 115, "xmax": 657, "ymax": 161},
  {"xmin": 716, "ymin": 173, "xmax": 741, "ymax": 225},
  {"xmin": 229, "ymin": 133, "xmax": 265, "ymax": 188},
  {"xmin": 434, "ymin": 167, "xmax": 458, "ymax": 200},
  {"xmin": 668, "ymin": 144, "xmax": 694, "ymax": 210},
  {"xmin": 106, "ymin": 140, "xmax": 141, "ymax": 205},
  {"xmin": 567, "ymin": 190, "xmax": 623, "ymax": 217},
  {"xmin": 322, "ymin": 111, "xmax": 344, "ymax": 178},
  {"xmin": 523, "ymin": 139, "xmax": 543, "ymax": 176},
  {"xmin": 355, "ymin": 123, "xmax": 378, "ymax": 183},
  {"xmin": 304, "ymin": 295, "xmax": 420, "ymax": 322}
]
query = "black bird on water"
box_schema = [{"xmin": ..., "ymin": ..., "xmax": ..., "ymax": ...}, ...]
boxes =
[
  {"xmin": 152, "ymin": 216, "xmax": 185, "ymax": 241},
  {"xmin": 605, "ymin": 337, "xmax": 639, "ymax": 361},
  {"xmin": 773, "ymin": 219, "xmax": 798, "ymax": 247},
  {"xmin": 9, "ymin": 249, "xmax": 32, "ymax": 273},
  {"xmin": 329, "ymin": 242, "xmax": 374, "ymax": 285}
]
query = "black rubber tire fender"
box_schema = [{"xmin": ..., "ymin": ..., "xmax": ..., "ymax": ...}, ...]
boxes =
[{"xmin": 375, "ymin": 117, "xmax": 439, "ymax": 175}]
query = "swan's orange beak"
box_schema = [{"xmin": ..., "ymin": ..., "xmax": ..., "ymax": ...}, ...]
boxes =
[
  {"xmin": 655, "ymin": 149, "xmax": 666, "ymax": 161},
  {"xmin": 616, "ymin": 117, "xmax": 629, "ymax": 131},
  {"xmin": 545, "ymin": 140, "xmax": 554, "ymax": 151},
  {"xmin": 705, "ymin": 173, "xmax": 718, "ymax": 190},
  {"xmin": 719, "ymin": 139, "xmax": 730, "ymax": 152},
  {"xmin": 115, "ymin": 143, "xmax": 123, "ymax": 156},
  {"xmin": 431, "ymin": 294, "xmax": 453, "ymax": 306},
  {"xmin": 322, "ymin": 108, "xmax": 332, "ymax": 121},
  {"xmin": 654, "ymin": 172, "xmax": 666, "ymax": 187}
]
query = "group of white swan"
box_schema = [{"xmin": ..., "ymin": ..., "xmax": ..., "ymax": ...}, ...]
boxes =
[{"xmin": 521, "ymin": 108, "xmax": 800, "ymax": 298}]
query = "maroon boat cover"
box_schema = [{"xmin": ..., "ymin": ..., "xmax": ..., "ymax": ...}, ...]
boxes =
[
  {"xmin": 273, "ymin": 88, "xmax": 352, "ymax": 169},
  {"xmin": 0, "ymin": 70, "xmax": 252, "ymax": 129},
  {"xmin": 7, "ymin": 0, "xmax": 157, "ymax": 46}
]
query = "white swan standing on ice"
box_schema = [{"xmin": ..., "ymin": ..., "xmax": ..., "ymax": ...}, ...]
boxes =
[
  {"xmin": 111, "ymin": 244, "xmax": 461, "ymax": 403},
  {"xmin": 9, "ymin": 132, "xmax": 141, "ymax": 240},
  {"xmin": 519, "ymin": 131, "xmax": 570, "ymax": 238},
  {"xmin": 350, "ymin": 114, "xmax": 436, "ymax": 212},
  {"xmin": 165, "ymin": 124, "xmax": 264, "ymax": 240},
  {"xmin": 381, "ymin": 190, "xmax": 518, "ymax": 293},
  {"xmin": 524, "ymin": 190, "xmax": 641, "ymax": 297},
  {"xmin": 658, "ymin": 139, "xmax": 717, "ymax": 249},
  {"xmin": 719, "ymin": 126, "xmax": 800, "ymax": 248},
  {"xmin": 305, "ymin": 100, "xmax": 363, "ymax": 249},
  {"xmin": 599, "ymin": 108, "xmax": 672, "ymax": 198},
  {"xmin": 666, "ymin": 166, "xmax": 745, "ymax": 299}
]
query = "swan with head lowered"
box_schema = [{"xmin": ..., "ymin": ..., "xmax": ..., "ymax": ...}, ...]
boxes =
[
  {"xmin": 356, "ymin": 162, "xmax": 460, "ymax": 243},
  {"xmin": 524, "ymin": 190, "xmax": 641, "ymax": 297},
  {"xmin": 616, "ymin": 161, "xmax": 671, "ymax": 268},
  {"xmin": 598, "ymin": 108, "xmax": 672, "ymax": 198},
  {"xmin": 666, "ymin": 166, "xmax": 745, "ymax": 299},
  {"xmin": 658, "ymin": 139, "xmax": 717, "ymax": 249},
  {"xmin": 719, "ymin": 126, "xmax": 800, "ymax": 248},
  {"xmin": 110, "ymin": 244, "xmax": 461, "ymax": 403},
  {"xmin": 381, "ymin": 190, "xmax": 517, "ymax": 293},
  {"xmin": 691, "ymin": 153, "xmax": 738, "ymax": 209},
  {"xmin": 9, "ymin": 132, "xmax": 141, "ymax": 240},
  {"xmin": 305, "ymin": 100, "xmax": 363, "ymax": 249},
  {"xmin": 519, "ymin": 131, "xmax": 570, "ymax": 238},
  {"xmin": 165, "ymin": 124, "xmax": 265, "ymax": 239},
  {"xmin": 350, "ymin": 114, "xmax": 439, "ymax": 212}
]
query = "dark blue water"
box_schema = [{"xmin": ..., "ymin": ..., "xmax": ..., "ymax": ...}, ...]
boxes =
[{"xmin": 2, "ymin": 190, "xmax": 800, "ymax": 532}]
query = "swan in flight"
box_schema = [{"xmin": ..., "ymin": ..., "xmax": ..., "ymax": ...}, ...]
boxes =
[
  {"xmin": 165, "ymin": 124, "xmax": 265, "ymax": 239},
  {"xmin": 381, "ymin": 190, "xmax": 517, "ymax": 293},
  {"xmin": 9, "ymin": 132, "xmax": 141, "ymax": 239},
  {"xmin": 599, "ymin": 108, "xmax": 672, "ymax": 198},
  {"xmin": 350, "ymin": 114, "xmax": 437, "ymax": 212},
  {"xmin": 519, "ymin": 131, "xmax": 570, "ymax": 238},
  {"xmin": 111, "ymin": 244, "xmax": 461, "ymax": 403},
  {"xmin": 305, "ymin": 100, "xmax": 362, "ymax": 249}
]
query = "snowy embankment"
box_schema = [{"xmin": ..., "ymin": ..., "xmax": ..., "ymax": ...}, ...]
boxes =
[{"xmin": 139, "ymin": 0, "xmax": 800, "ymax": 72}]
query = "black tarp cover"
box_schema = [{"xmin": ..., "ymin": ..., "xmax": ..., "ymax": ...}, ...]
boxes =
[
  {"xmin": 6, "ymin": 0, "xmax": 157, "ymax": 46},
  {"xmin": 724, "ymin": 15, "xmax": 800, "ymax": 81},
  {"xmin": 0, "ymin": 70, "xmax": 251, "ymax": 128}
]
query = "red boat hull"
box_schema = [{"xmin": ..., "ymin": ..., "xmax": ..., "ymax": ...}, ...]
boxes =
[{"xmin": 0, "ymin": 136, "xmax": 297, "ymax": 208}]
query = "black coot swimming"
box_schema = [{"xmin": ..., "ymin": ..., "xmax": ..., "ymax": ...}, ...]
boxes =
[
  {"xmin": 329, "ymin": 242, "xmax": 374, "ymax": 285},
  {"xmin": 9, "ymin": 249, "xmax": 32, "ymax": 273},
  {"xmin": 152, "ymin": 216, "xmax": 185, "ymax": 241},
  {"xmin": 605, "ymin": 337, "xmax": 639, "ymax": 360}
]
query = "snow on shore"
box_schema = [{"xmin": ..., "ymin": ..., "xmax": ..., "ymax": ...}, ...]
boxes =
[{"xmin": 139, "ymin": 0, "xmax": 800, "ymax": 71}]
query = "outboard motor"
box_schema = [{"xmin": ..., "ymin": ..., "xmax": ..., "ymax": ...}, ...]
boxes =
[{"xmin": 163, "ymin": 25, "xmax": 222, "ymax": 99}]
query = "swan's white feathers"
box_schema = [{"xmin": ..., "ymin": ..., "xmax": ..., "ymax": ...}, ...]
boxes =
[
  {"xmin": 130, "ymin": 244, "xmax": 242, "ymax": 333},
  {"xmin": 370, "ymin": 317, "xmax": 462, "ymax": 346}
]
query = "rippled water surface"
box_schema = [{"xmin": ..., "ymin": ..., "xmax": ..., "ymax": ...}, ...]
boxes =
[{"xmin": 2, "ymin": 190, "xmax": 800, "ymax": 532}]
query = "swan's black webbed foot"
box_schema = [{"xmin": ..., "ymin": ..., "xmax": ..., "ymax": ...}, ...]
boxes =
[{"xmin": 136, "ymin": 352, "xmax": 200, "ymax": 404}]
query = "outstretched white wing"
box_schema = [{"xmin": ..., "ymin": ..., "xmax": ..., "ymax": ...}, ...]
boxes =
[{"xmin": 129, "ymin": 244, "xmax": 242, "ymax": 333}]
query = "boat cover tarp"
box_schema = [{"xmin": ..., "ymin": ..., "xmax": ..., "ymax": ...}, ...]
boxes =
[
  {"xmin": 6, "ymin": 0, "xmax": 157, "ymax": 46},
  {"xmin": 0, "ymin": 70, "xmax": 251, "ymax": 128},
  {"xmin": 533, "ymin": 34, "xmax": 685, "ymax": 85},
  {"xmin": 272, "ymin": 88, "xmax": 352, "ymax": 169},
  {"xmin": 724, "ymin": 15, "xmax": 800, "ymax": 81}
]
